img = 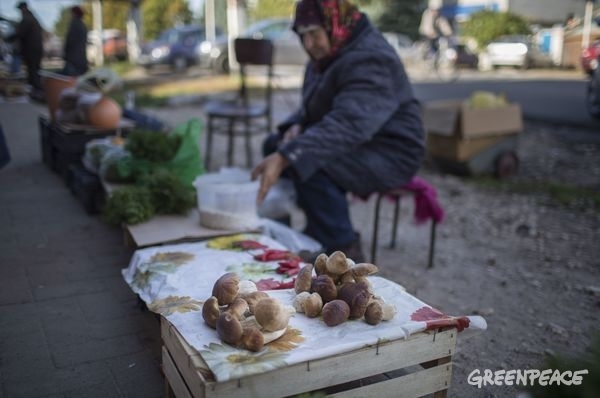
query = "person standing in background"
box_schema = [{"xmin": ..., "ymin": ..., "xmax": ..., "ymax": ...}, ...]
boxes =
[
  {"xmin": 61, "ymin": 5, "xmax": 88, "ymax": 76},
  {"xmin": 12, "ymin": 1, "xmax": 44, "ymax": 99}
]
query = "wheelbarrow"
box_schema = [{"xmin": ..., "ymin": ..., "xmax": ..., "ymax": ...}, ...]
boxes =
[{"xmin": 427, "ymin": 132, "xmax": 520, "ymax": 179}]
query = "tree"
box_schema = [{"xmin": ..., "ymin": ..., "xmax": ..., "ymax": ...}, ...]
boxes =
[
  {"xmin": 142, "ymin": 0, "xmax": 193, "ymax": 40},
  {"xmin": 368, "ymin": 0, "xmax": 422, "ymax": 39},
  {"xmin": 460, "ymin": 10, "xmax": 531, "ymax": 49},
  {"xmin": 248, "ymin": 0, "xmax": 295, "ymax": 22}
]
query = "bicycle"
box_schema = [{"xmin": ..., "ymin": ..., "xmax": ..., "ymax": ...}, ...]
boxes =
[{"xmin": 417, "ymin": 37, "xmax": 460, "ymax": 82}]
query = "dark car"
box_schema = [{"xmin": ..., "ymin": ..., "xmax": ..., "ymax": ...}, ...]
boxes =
[
  {"xmin": 197, "ymin": 18, "xmax": 307, "ymax": 74},
  {"xmin": 138, "ymin": 25, "xmax": 219, "ymax": 72},
  {"xmin": 581, "ymin": 40, "xmax": 600, "ymax": 76}
]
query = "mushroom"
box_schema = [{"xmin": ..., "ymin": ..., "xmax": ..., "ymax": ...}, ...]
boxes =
[
  {"xmin": 212, "ymin": 272, "xmax": 240, "ymax": 305},
  {"xmin": 240, "ymin": 326, "xmax": 264, "ymax": 352},
  {"xmin": 311, "ymin": 274, "xmax": 337, "ymax": 303},
  {"xmin": 202, "ymin": 296, "xmax": 221, "ymax": 329},
  {"xmin": 313, "ymin": 253, "xmax": 328, "ymax": 275},
  {"xmin": 303, "ymin": 293, "xmax": 323, "ymax": 318},
  {"xmin": 339, "ymin": 271, "xmax": 355, "ymax": 285},
  {"xmin": 371, "ymin": 296, "xmax": 397, "ymax": 321},
  {"xmin": 293, "ymin": 291, "xmax": 311, "ymax": 313},
  {"xmin": 254, "ymin": 297, "xmax": 291, "ymax": 332},
  {"xmin": 239, "ymin": 291, "xmax": 269, "ymax": 314},
  {"xmin": 238, "ymin": 280, "xmax": 258, "ymax": 295},
  {"xmin": 321, "ymin": 300, "xmax": 350, "ymax": 327},
  {"xmin": 351, "ymin": 263, "xmax": 379, "ymax": 278},
  {"xmin": 364, "ymin": 300, "xmax": 384, "ymax": 325},
  {"xmin": 337, "ymin": 282, "xmax": 371, "ymax": 319},
  {"xmin": 226, "ymin": 297, "xmax": 249, "ymax": 319},
  {"xmin": 216, "ymin": 312, "xmax": 243, "ymax": 345},
  {"xmin": 326, "ymin": 251, "xmax": 349, "ymax": 275},
  {"xmin": 294, "ymin": 264, "xmax": 314, "ymax": 294},
  {"xmin": 353, "ymin": 275, "xmax": 374, "ymax": 294}
]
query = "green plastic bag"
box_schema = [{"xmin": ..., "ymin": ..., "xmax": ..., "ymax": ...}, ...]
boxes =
[
  {"xmin": 166, "ymin": 118, "xmax": 205, "ymax": 185},
  {"xmin": 115, "ymin": 118, "xmax": 205, "ymax": 185}
]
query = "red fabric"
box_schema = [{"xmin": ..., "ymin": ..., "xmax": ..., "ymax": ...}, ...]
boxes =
[{"xmin": 396, "ymin": 176, "xmax": 445, "ymax": 224}]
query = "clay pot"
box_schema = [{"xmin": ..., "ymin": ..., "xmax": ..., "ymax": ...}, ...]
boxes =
[
  {"xmin": 41, "ymin": 72, "xmax": 77, "ymax": 122},
  {"xmin": 87, "ymin": 96, "xmax": 122, "ymax": 129}
]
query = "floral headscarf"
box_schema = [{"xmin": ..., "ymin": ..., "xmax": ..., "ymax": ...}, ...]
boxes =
[{"xmin": 293, "ymin": 0, "xmax": 363, "ymax": 68}]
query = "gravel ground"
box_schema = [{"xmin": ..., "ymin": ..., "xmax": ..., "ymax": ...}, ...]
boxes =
[{"xmin": 150, "ymin": 98, "xmax": 600, "ymax": 397}]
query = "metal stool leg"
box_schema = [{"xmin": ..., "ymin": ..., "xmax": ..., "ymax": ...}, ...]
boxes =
[
  {"xmin": 226, "ymin": 118, "xmax": 235, "ymax": 167},
  {"xmin": 389, "ymin": 195, "xmax": 401, "ymax": 248},
  {"xmin": 371, "ymin": 193, "xmax": 384, "ymax": 264},
  {"xmin": 428, "ymin": 221, "xmax": 437, "ymax": 268},
  {"xmin": 205, "ymin": 115, "xmax": 214, "ymax": 171},
  {"xmin": 244, "ymin": 116, "xmax": 252, "ymax": 168}
]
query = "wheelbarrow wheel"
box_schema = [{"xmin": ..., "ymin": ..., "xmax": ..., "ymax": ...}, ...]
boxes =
[{"xmin": 495, "ymin": 150, "xmax": 519, "ymax": 179}]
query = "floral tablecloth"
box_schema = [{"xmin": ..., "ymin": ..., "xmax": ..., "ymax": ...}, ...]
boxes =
[{"xmin": 122, "ymin": 233, "xmax": 486, "ymax": 382}]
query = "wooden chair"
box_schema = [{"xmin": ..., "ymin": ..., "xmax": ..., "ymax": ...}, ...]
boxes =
[
  {"xmin": 203, "ymin": 38, "xmax": 275, "ymax": 170},
  {"xmin": 370, "ymin": 177, "xmax": 444, "ymax": 268}
]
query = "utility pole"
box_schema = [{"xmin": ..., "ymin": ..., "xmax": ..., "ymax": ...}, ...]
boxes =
[
  {"xmin": 92, "ymin": 0, "xmax": 104, "ymax": 66},
  {"xmin": 582, "ymin": 0, "xmax": 595, "ymax": 49}
]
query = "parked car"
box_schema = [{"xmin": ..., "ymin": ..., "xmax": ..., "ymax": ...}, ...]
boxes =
[
  {"xmin": 138, "ymin": 25, "xmax": 219, "ymax": 72},
  {"xmin": 197, "ymin": 18, "xmax": 307, "ymax": 74},
  {"xmin": 581, "ymin": 39, "xmax": 600, "ymax": 76},
  {"xmin": 486, "ymin": 35, "xmax": 554, "ymax": 70},
  {"xmin": 382, "ymin": 32, "xmax": 420, "ymax": 65},
  {"xmin": 87, "ymin": 29, "xmax": 128, "ymax": 64}
]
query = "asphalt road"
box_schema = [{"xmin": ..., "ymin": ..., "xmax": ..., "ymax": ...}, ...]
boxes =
[{"xmin": 410, "ymin": 68, "xmax": 600, "ymax": 130}]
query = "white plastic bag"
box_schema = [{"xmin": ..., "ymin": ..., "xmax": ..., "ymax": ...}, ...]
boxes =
[{"xmin": 260, "ymin": 218, "xmax": 322, "ymax": 254}]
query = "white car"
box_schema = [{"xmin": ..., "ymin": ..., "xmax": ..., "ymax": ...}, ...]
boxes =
[{"xmin": 486, "ymin": 35, "xmax": 554, "ymax": 70}]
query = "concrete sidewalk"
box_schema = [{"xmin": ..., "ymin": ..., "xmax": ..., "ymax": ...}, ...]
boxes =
[{"xmin": 0, "ymin": 102, "xmax": 164, "ymax": 397}]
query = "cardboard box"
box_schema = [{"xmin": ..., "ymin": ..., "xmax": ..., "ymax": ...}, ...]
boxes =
[
  {"xmin": 426, "ymin": 133, "xmax": 508, "ymax": 162},
  {"xmin": 423, "ymin": 99, "xmax": 523, "ymax": 138}
]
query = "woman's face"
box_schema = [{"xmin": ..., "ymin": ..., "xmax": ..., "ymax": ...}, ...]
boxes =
[{"xmin": 301, "ymin": 26, "xmax": 331, "ymax": 60}]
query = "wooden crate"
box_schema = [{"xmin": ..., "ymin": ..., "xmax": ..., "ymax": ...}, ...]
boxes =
[{"xmin": 161, "ymin": 317, "xmax": 457, "ymax": 398}]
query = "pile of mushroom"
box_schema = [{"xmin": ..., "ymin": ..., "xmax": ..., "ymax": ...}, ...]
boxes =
[
  {"xmin": 202, "ymin": 272, "xmax": 295, "ymax": 352},
  {"xmin": 293, "ymin": 251, "xmax": 396, "ymax": 326}
]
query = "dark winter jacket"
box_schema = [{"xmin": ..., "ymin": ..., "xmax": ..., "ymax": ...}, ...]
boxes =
[
  {"xmin": 277, "ymin": 15, "xmax": 425, "ymax": 197},
  {"xmin": 63, "ymin": 17, "xmax": 88, "ymax": 75},
  {"xmin": 14, "ymin": 10, "xmax": 43, "ymax": 64}
]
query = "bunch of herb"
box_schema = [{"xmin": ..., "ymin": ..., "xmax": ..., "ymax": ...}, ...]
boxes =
[
  {"xmin": 125, "ymin": 130, "xmax": 181, "ymax": 162},
  {"xmin": 142, "ymin": 171, "xmax": 196, "ymax": 215},
  {"xmin": 102, "ymin": 185, "xmax": 155, "ymax": 225}
]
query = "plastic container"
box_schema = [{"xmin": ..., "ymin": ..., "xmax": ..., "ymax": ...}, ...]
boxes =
[{"xmin": 193, "ymin": 168, "xmax": 260, "ymax": 230}]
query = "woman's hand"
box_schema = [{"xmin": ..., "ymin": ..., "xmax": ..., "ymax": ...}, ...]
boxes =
[{"xmin": 251, "ymin": 152, "xmax": 289, "ymax": 205}]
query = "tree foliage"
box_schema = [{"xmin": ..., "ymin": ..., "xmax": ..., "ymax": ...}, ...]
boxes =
[
  {"xmin": 369, "ymin": 0, "xmax": 422, "ymax": 39},
  {"xmin": 248, "ymin": 0, "xmax": 295, "ymax": 22},
  {"xmin": 141, "ymin": 0, "xmax": 193, "ymax": 40},
  {"xmin": 460, "ymin": 10, "xmax": 531, "ymax": 48}
]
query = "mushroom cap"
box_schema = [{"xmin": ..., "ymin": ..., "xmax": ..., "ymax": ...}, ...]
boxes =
[
  {"xmin": 294, "ymin": 264, "xmax": 314, "ymax": 294},
  {"xmin": 202, "ymin": 296, "xmax": 221, "ymax": 329},
  {"xmin": 212, "ymin": 272, "xmax": 240, "ymax": 305},
  {"xmin": 311, "ymin": 274, "xmax": 337, "ymax": 303},
  {"xmin": 240, "ymin": 326, "xmax": 264, "ymax": 352},
  {"xmin": 321, "ymin": 300, "xmax": 350, "ymax": 327},
  {"xmin": 364, "ymin": 300, "xmax": 384, "ymax": 325},
  {"xmin": 254, "ymin": 297, "xmax": 291, "ymax": 332},
  {"xmin": 303, "ymin": 293, "xmax": 323, "ymax": 318},
  {"xmin": 226, "ymin": 297, "xmax": 249, "ymax": 319},
  {"xmin": 239, "ymin": 291, "xmax": 269, "ymax": 314},
  {"xmin": 313, "ymin": 253, "xmax": 328, "ymax": 275},
  {"xmin": 216, "ymin": 312, "xmax": 243, "ymax": 345},
  {"xmin": 293, "ymin": 291, "xmax": 311, "ymax": 313},
  {"xmin": 326, "ymin": 251, "xmax": 349, "ymax": 275},
  {"xmin": 351, "ymin": 263, "xmax": 379, "ymax": 277},
  {"xmin": 337, "ymin": 282, "xmax": 371, "ymax": 319}
]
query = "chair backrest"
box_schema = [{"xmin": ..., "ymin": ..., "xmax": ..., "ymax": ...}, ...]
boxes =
[
  {"xmin": 234, "ymin": 38, "xmax": 275, "ymax": 129},
  {"xmin": 234, "ymin": 38, "xmax": 275, "ymax": 66}
]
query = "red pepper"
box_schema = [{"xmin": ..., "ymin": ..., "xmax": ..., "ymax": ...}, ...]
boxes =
[
  {"xmin": 231, "ymin": 240, "xmax": 268, "ymax": 250},
  {"xmin": 254, "ymin": 249, "xmax": 301, "ymax": 262},
  {"xmin": 255, "ymin": 278, "xmax": 296, "ymax": 291}
]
